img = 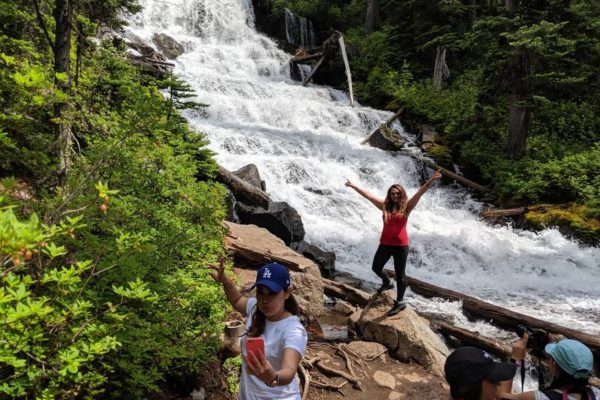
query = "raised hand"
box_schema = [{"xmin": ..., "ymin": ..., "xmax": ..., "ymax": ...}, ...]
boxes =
[
  {"xmin": 344, "ymin": 178, "xmax": 355, "ymax": 188},
  {"xmin": 432, "ymin": 170, "xmax": 442, "ymax": 181},
  {"xmin": 207, "ymin": 256, "xmax": 227, "ymax": 283}
]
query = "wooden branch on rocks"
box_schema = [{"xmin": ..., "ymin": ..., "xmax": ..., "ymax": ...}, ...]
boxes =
[
  {"xmin": 315, "ymin": 360, "xmax": 361, "ymax": 389},
  {"xmin": 360, "ymin": 107, "xmax": 405, "ymax": 145},
  {"xmin": 438, "ymin": 322, "xmax": 511, "ymax": 358},
  {"xmin": 417, "ymin": 157, "xmax": 490, "ymax": 193},
  {"xmin": 479, "ymin": 207, "xmax": 527, "ymax": 219},
  {"xmin": 224, "ymin": 240, "xmax": 306, "ymax": 273},
  {"xmin": 322, "ymin": 278, "xmax": 370, "ymax": 307},
  {"xmin": 292, "ymin": 52, "xmax": 323, "ymax": 64},
  {"xmin": 302, "ymin": 55, "xmax": 327, "ymax": 86},
  {"xmin": 216, "ymin": 165, "xmax": 270, "ymax": 208},
  {"xmin": 298, "ymin": 363, "xmax": 310, "ymax": 400},
  {"xmin": 396, "ymin": 274, "xmax": 600, "ymax": 355}
]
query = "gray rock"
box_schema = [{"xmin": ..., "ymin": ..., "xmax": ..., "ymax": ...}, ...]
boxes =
[
  {"xmin": 290, "ymin": 240, "xmax": 335, "ymax": 277},
  {"xmin": 152, "ymin": 33, "xmax": 184, "ymax": 59},
  {"xmin": 233, "ymin": 164, "xmax": 266, "ymax": 191},
  {"xmin": 373, "ymin": 370, "xmax": 396, "ymax": 389},
  {"xmin": 365, "ymin": 127, "xmax": 406, "ymax": 151},
  {"xmin": 235, "ymin": 201, "xmax": 305, "ymax": 245}
]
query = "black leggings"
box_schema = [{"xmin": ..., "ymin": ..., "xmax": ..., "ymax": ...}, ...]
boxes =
[{"xmin": 372, "ymin": 244, "xmax": 409, "ymax": 302}]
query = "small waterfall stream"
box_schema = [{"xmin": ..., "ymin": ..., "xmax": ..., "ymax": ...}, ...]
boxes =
[{"xmin": 129, "ymin": 0, "xmax": 600, "ymax": 337}]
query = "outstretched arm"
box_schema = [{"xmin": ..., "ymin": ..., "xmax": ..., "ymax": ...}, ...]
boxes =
[
  {"xmin": 208, "ymin": 257, "xmax": 248, "ymax": 315},
  {"xmin": 406, "ymin": 171, "xmax": 442, "ymax": 214},
  {"xmin": 345, "ymin": 179, "xmax": 384, "ymax": 210}
]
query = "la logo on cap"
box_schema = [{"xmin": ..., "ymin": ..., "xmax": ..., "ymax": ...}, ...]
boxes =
[
  {"xmin": 262, "ymin": 268, "xmax": 272, "ymax": 279},
  {"xmin": 483, "ymin": 352, "xmax": 493, "ymax": 360}
]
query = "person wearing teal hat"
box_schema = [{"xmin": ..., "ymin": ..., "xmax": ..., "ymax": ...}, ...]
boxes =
[{"xmin": 499, "ymin": 338, "xmax": 599, "ymax": 400}]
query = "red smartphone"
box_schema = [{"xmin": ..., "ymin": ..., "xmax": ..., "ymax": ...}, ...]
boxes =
[{"xmin": 245, "ymin": 337, "xmax": 265, "ymax": 365}]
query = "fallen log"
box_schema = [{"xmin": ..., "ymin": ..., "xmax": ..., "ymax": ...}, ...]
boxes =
[
  {"xmin": 390, "ymin": 273, "xmax": 600, "ymax": 355},
  {"xmin": 480, "ymin": 207, "xmax": 526, "ymax": 219},
  {"xmin": 416, "ymin": 157, "xmax": 490, "ymax": 193},
  {"xmin": 302, "ymin": 55, "xmax": 327, "ymax": 87},
  {"xmin": 216, "ymin": 165, "xmax": 270, "ymax": 208},
  {"xmin": 224, "ymin": 240, "xmax": 306, "ymax": 273},
  {"xmin": 292, "ymin": 52, "xmax": 323, "ymax": 64},
  {"xmin": 322, "ymin": 278, "xmax": 370, "ymax": 307},
  {"xmin": 438, "ymin": 322, "xmax": 511, "ymax": 358},
  {"xmin": 360, "ymin": 107, "xmax": 405, "ymax": 145}
]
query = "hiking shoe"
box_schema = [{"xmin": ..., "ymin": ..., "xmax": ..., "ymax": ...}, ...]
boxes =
[
  {"xmin": 376, "ymin": 281, "xmax": 394, "ymax": 294},
  {"xmin": 386, "ymin": 301, "xmax": 406, "ymax": 316}
]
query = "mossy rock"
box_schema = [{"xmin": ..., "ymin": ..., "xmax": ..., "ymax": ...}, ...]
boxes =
[
  {"xmin": 525, "ymin": 204, "xmax": 600, "ymax": 245},
  {"xmin": 427, "ymin": 143, "xmax": 453, "ymax": 170}
]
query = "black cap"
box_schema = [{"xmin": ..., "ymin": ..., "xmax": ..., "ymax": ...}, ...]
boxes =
[{"xmin": 445, "ymin": 347, "xmax": 517, "ymax": 385}]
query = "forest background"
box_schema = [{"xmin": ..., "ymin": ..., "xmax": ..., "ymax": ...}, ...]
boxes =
[{"xmin": 0, "ymin": 0, "xmax": 598, "ymax": 398}]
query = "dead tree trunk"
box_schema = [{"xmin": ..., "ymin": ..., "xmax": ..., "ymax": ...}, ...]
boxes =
[
  {"xmin": 216, "ymin": 165, "xmax": 270, "ymax": 208},
  {"xmin": 506, "ymin": 96, "xmax": 531, "ymax": 160},
  {"xmin": 438, "ymin": 323, "xmax": 511, "ymax": 358},
  {"xmin": 365, "ymin": 0, "xmax": 379, "ymax": 34},
  {"xmin": 433, "ymin": 47, "xmax": 450, "ymax": 91},
  {"xmin": 479, "ymin": 207, "xmax": 526, "ymax": 219},
  {"xmin": 402, "ymin": 275, "xmax": 600, "ymax": 355},
  {"xmin": 53, "ymin": 0, "xmax": 72, "ymax": 181}
]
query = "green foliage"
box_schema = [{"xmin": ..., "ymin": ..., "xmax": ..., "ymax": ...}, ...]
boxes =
[
  {"xmin": 0, "ymin": 208, "xmax": 126, "ymax": 399},
  {"xmin": 223, "ymin": 356, "xmax": 241, "ymax": 395}
]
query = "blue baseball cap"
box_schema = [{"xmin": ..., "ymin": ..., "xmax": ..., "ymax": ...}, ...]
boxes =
[
  {"xmin": 252, "ymin": 263, "xmax": 291, "ymax": 293},
  {"xmin": 545, "ymin": 339, "xmax": 593, "ymax": 379}
]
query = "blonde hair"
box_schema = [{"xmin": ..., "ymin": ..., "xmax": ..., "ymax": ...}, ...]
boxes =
[{"xmin": 383, "ymin": 184, "xmax": 407, "ymax": 221}]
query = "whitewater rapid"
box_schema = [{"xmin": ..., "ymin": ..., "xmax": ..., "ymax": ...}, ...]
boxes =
[{"xmin": 128, "ymin": 0, "xmax": 600, "ymax": 335}]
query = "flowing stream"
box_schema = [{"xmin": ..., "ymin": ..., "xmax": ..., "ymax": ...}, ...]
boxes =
[{"xmin": 128, "ymin": 0, "xmax": 600, "ymax": 337}]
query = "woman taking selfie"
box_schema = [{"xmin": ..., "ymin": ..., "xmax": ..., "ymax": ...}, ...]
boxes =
[
  {"xmin": 209, "ymin": 260, "xmax": 307, "ymax": 400},
  {"xmin": 345, "ymin": 170, "xmax": 442, "ymax": 316}
]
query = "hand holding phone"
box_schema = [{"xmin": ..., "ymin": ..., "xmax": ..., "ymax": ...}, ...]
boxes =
[{"xmin": 245, "ymin": 336, "xmax": 265, "ymax": 366}]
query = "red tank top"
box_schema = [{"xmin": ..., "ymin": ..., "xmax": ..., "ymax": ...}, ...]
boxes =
[{"xmin": 380, "ymin": 213, "xmax": 409, "ymax": 246}]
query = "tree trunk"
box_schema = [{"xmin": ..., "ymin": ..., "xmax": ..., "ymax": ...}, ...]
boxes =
[
  {"xmin": 365, "ymin": 0, "xmax": 379, "ymax": 34},
  {"xmin": 216, "ymin": 165, "xmax": 270, "ymax": 208},
  {"xmin": 53, "ymin": 0, "xmax": 72, "ymax": 181},
  {"xmin": 505, "ymin": 0, "xmax": 518, "ymax": 12},
  {"xmin": 505, "ymin": 96, "xmax": 530, "ymax": 160}
]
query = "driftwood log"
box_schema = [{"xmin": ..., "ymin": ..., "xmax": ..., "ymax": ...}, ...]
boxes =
[
  {"xmin": 302, "ymin": 55, "xmax": 327, "ymax": 86},
  {"xmin": 323, "ymin": 278, "xmax": 370, "ymax": 307},
  {"xmin": 438, "ymin": 322, "xmax": 511, "ymax": 358},
  {"xmin": 394, "ymin": 274, "xmax": 600, "ymax": 355},
  {"xmin": 292, "ymin": 52, "xmax": 323, "ymax": 64},
  {"xmin": 216, "ymin": 165, "xmax": 269, "ymax": 208},
  {"xmin": 360, "ymin": 107, "xmax": 405, "ymax": 145},
  {"xmin": 416, "ymin": 157, "xmax": 490, "ymax": 193},
  {"xmin": 480, "ymin": 207, "xmax": 527, "ymax": 219}
]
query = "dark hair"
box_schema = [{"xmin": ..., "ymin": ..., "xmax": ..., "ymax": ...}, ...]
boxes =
[
  {"xmin": 383, "ymin": 184, "xmax": 408, "ymax": 222},
  {"xmin": 547, "ymin": 363, "xmax": 592, "ymax": 399},
  {"xmin": 247, "ymin": 293, "xmax": 298, "ymax": 337},
  {"xmin": 449, "ymin": 381, "xmax": 483, "ymax": 400}
]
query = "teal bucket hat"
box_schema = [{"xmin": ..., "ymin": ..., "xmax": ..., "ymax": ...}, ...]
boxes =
[{"xmin": 545, "ymin": 339, "xmax": 593, "ymax": 379}]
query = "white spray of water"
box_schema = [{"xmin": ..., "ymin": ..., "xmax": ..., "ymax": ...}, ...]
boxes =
[{"xmin": 128, "ymin": 0, "xmax": 600, "ymax": 335}]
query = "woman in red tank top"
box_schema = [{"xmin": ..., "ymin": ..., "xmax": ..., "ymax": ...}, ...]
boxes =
[{"xmin": 345, "ymin": 171, "xmax": 442, "ymax": 316}]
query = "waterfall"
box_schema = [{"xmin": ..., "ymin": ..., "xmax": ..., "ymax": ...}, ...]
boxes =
[
  {"xmin": 129, "ymin": 0, "xmax": 600, "ymax": 336},
  {"xmin": 284, "ymin": 8, "xmax": 297, "ymax": 44}
]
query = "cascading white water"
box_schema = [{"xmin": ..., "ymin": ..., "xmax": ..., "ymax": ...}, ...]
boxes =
[{"xmin": 128, "ymin": 0, "xmax": 600, "ymax": 335}]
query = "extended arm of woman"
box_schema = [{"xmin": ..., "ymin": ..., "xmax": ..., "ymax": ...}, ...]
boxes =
[
  {"xmin": 406, "ymin": 171, "xmax": 442, "ymax": 214},
  {"xmin": 208, "ymin": 257, "xmax": 248, "ymax": 316},
  {"xmin": 247, "ymin": 348, "xmax": 302, "ymax": 386},
  {"xmin": 345, "ymin": 179, "xmax": 384, "ymax": 210}
]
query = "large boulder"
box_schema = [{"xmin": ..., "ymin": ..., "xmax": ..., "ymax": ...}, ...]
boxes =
[
  {"xmin": 152, "ymin": 33, "xmax": 184, "ymax": 59},
  {"xmin": 224, "ymin": 222, "xmax": 323, "ymax": 320},
  {"xmin": 365, "ymin": 127, "xmax": 406, "ymax": 151},
  {"xmin": 233, "ymin": 164, "xmax": 266, "ymax": 191},
  {"xmin": 356, "ymin": 293, "xmax": 449, "ymax": 377},
  {"xmin": 236, "ymin": 201, "xmax": 305, "ymax": 245},
  {"xmin": 290, "ymin": 240, "xmax": 335, "ymax": 278}
]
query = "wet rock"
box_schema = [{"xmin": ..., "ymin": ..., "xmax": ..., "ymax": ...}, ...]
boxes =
[
  {"xmin": 152, "ymin": 32, "xmax": 184, "ymax": 59},
  {"xmin": 290, "ymin": 240, "xmax": 335, "ymax": 277},
  {"xmin": 236, "ymin": 201, "xmax": 305, "ymax": 245},
  {"xmin": 233, "ymin": 163, "xmax": 266, "ymax": 191},
  {"xmin": 365, "ymin": 127, "xmax": 406, "ymax": 151}
]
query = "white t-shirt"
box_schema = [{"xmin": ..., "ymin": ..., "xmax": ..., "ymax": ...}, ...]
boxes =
[
  {"xmin": 535, "ymin": 387, "xmax": 600, "ymax": 400},
  {"xmin": 239, "ymin": 297, "xmax": 308, "ymax": 400}
]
